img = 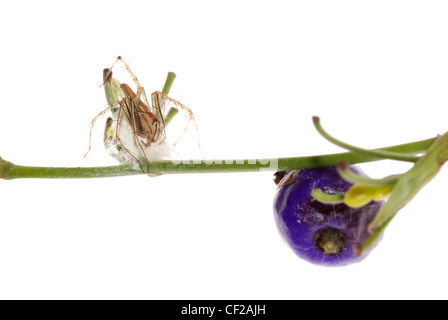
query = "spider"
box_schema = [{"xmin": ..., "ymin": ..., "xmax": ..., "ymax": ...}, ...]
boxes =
[{"xmin": 85, "ymin": 56, "xmax": 201, "ymax": 172}]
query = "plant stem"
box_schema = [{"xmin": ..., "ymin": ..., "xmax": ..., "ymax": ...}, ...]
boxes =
[
  {"xmin": 0, "ymin": 137, "xmax": 436, "ymax": 180},
  {"xmin": 336, "ymin": 162, "xmax": 400, "ymax": 187},
  {"xmin": 313, "ymin": 116, "xmax": 421, "ymax": 162},
  {"xmin": 162, "ymin": 72, "xmax": 176, "ymax": 95},
  {"xmin": 163, "ymin": 72, "xmax": 179, "ymax": 127}
]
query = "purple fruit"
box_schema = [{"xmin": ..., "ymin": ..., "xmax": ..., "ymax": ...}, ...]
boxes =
[{"xmin": 273, "ymin": 167, "xmax": 383, "ymax": 267}]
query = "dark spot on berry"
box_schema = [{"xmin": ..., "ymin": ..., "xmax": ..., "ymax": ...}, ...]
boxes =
[
  {"xmin": 273, "ymin": 171, "xmax": 286, "ymax": 185},
  {"xmin": 314, "ymin": 227, "xmax": 347, "ymax": 256},
  {"xmin": 273, "ymin": 170, "xmax": 300, "ymax": 187}
]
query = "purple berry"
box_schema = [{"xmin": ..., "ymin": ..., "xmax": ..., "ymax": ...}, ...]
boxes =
[{"xmin": 273, "ymin": 167, "xmax": 383, "ymax": 267}]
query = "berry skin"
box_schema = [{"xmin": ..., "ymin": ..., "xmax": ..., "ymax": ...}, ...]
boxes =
[{"xmin": 273, "ymin": 167, "xmax": 383, "ymax": 267}]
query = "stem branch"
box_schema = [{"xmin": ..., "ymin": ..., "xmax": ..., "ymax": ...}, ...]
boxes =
[{"xmin": 312, "ymin": 116, "xmax": 421, "ymax": 162}]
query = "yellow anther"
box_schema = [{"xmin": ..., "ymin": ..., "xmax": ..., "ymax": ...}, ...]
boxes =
[
  {"xmin": 344, "ymin": 184, "xmax": 393, "ymax": 208},
  {"xmin": 344, "ymin": 185, "xmax": 374, "ymax": 208}
]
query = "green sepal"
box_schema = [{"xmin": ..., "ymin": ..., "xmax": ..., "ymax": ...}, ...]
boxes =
[
  {"xmin": 368, "ymin": 131, "xmax": 448, "ymax": 233},
  {"xmin": 311, "ymin": 188, "xmax": 345, "ymax": 204}
]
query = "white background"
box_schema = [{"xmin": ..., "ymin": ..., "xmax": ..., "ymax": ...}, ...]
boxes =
[{"xmin": 0, "ymin": 0, "xmax": 448, "ymax": 300}]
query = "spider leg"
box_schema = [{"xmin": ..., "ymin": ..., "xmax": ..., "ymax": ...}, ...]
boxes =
[
  {"xmin": 113, "ymin": 56, "xmax": 152, "ymax": 111},
  {"xmin": 84, "ymin": 104, "xmax": 113, "ymax": 158},
  {"xmin": 152, "ymin": 91, "xmax": 203, "ymax": 158}
]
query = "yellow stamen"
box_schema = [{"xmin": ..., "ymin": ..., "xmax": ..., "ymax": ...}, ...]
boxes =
[{"xmin": 344, "ymin": 185, "xmax": 392, "ymax": 208}]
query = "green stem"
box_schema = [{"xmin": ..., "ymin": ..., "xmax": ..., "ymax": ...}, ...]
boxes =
[
  {"xmin": 0, "ymin": 137, "xmax": 436, "ymax": 180},
  {"xmin": 313, "ymin": 116, "xmax": 421, "ymax": 162},
  {"xmin": 337, "ymin": 161, "xmax": 400, "ymax": 187},
  {"xmin": 164, "ymin": 109, "xmax": 179, "ymax": 127},
  {"xmin": 162, "ymin": 72, "xmax": 176, "ymax": 94},
  {"xmin": 163, "ymin": 72, "xmax": 179, "ymax": 127}
]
